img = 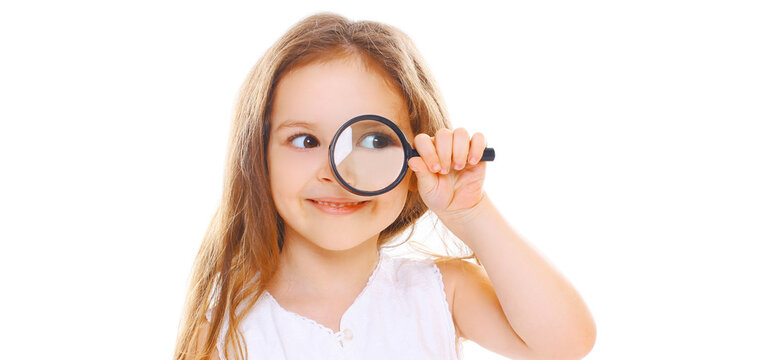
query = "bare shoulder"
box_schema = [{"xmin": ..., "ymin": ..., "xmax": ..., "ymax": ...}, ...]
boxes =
[
  {"xmin": 434, "ymin": 258, "xmax": 535, "ymax": 359},
  {"xmin": 435, "ymin": 258, "xmax": 489, "ymax": 290},
  {"xmin": 434, "ymin": 258, "xmax": 479, "ymax": 339}
]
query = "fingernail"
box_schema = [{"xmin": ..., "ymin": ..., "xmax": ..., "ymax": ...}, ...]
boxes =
[
  {"xmin": 469, "ymin": 157, "xmax": 477, "ymax": 165},
  {"xmin": 432, "ymin": 164, "xmax": 441, "ymax": 172},
  {"xmin": 454, "ymin": 163, "xmax": 463, "ymax": 170}
]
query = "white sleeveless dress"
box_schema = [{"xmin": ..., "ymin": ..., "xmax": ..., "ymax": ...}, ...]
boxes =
[{"xmin": 206, "ymin": 249, "xmax": 464, "ymax": 359}]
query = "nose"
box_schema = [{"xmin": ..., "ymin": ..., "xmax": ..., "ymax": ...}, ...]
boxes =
[{"xmin": 316, "ymin": 152, "xmax": 337, "ymax": 183}]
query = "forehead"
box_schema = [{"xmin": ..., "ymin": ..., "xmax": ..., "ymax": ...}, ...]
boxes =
[{"xmin": 269, "ymin": 57, "xmax": 411, "ymax": 135}]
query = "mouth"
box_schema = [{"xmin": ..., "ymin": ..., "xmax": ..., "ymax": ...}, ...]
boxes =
[
  {"xmin": 307, "ymin": 199, "xmax": 371, "ymax": 214},
  {"xmin": 309, "ymin": 199, "xmax": 369, "ymax": 207}
]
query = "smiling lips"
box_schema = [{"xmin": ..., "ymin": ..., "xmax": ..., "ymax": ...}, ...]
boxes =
[{"xmin": 307, "ymin": 198, "xmax": 370, "ymax": 214}]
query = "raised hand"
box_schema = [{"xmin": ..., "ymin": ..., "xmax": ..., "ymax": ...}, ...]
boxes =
[{"xmin": 407, "ymin": 127, "xmax": 488, "ymax": 225}]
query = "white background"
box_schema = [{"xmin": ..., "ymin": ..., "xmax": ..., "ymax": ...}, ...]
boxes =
[{"xmin": 1, "ymin": 1, "xmax": 758, "ymax": 359}]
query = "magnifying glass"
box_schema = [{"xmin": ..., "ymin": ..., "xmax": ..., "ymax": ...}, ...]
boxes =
[{"xmin": 328, "ymin": 114, "xmax": 495, "ymax": 196}]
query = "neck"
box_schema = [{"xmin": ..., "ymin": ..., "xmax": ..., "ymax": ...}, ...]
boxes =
[{"xmin": 270, "ymin": 231, "xmax": 382, "ymax": 298}]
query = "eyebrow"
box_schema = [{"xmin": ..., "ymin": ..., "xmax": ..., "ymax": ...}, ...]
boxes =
[
  {"xmin": 273, "ymin": 117, "xmax": 406, "ymax": 133},
  {"xmin": 274, "ymin": 120, "xmax": 315, "ymax": 133}
]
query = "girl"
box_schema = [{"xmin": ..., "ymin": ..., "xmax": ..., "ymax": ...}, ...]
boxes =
[{"xmin": 174, "ymin": 12, "xmax": 596, "ymax": 360}]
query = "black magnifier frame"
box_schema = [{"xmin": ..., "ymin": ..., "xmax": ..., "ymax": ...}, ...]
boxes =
[{"xmin": 328, "ymin": 114, "xmax": 495, "ymax": 197}]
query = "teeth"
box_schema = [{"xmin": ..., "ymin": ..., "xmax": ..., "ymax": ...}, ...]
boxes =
[{"xmin": 313, "ymin": 200, "xmax": 365, "ymax": 208}]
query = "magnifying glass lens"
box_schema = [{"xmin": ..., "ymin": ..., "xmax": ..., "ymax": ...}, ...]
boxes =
[{"xmin": 332, "ymin": 119, "xmax": 406, "ymax": 193}]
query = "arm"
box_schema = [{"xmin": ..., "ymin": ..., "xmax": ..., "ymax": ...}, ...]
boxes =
[
  {"xmin": 409, "ymin": 128, "xmax": 596, "ymax": 359},
  {"xmin": 440, "ymin": 194, "xmax": 596, "ymax": 359}
]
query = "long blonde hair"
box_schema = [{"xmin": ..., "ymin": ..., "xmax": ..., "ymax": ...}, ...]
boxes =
[{"xmin": 174, "ymin": 12, "xmax": 479, "ymax": 360}]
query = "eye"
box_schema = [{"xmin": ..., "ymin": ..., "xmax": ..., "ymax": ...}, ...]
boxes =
[
  {"xmin": 358, "ymin": 133, "xmax": 394, "ymax": 149},
  {"xmin": 288, "ymin": 133, "xmax": 319, "ymax": 149}
]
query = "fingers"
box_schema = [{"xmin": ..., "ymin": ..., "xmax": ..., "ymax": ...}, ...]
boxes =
[
  {"xmin": 435, "ymin": 129, "xmax": 453, "ymax": 174},
  {"xmin": 412, "ymin": 128, "xmax": 486, "ymax": 173},
  {"xmin": 452, "ymin": 128, "xmax": 469, "ymax": 171},
  {"xmin": 469, "ymin": 132, "xmax": 486, "ymax": 165},
  {"xmin": 413, "ymin": 133, "xmax": 440, "ymax": 173}
]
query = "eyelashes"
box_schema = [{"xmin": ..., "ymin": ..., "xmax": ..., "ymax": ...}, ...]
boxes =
[
  {"xmin": 287, "ymin": 132, "xmax": 320, "ymax": 149},
  {"xmin": 286, "ymin": 131, "xmax": 399, "ymax": 150}
]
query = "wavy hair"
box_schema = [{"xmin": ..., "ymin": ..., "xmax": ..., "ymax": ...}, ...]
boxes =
[{"xmin": 174, "ymin": 12, "xmax": 478, "ymax": 360}]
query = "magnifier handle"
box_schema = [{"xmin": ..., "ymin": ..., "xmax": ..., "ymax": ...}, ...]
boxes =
[
  {"xmin": 409, "ymin": 147, "xmax": 495, "ymax": 161},
  {"xmin": 481, "ymin": 148, "xmax": 495, "ymax": 161}
]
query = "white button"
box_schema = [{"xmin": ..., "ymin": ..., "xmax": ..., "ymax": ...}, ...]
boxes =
[{"xmin": 342, "ymin": 329, "xmax": 353, "ymax": 340}]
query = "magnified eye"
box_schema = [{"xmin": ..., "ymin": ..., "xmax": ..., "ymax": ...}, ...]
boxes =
[
  {"xmin": 289, "ymin": 134, "xmax": 319, "ymax": 149},
  {"xmin": 359, "ymin": 132, "xmax": 395, "ymax": 149}
]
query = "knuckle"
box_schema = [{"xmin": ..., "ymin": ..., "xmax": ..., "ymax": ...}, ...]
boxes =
[
  {"xmin": 414, "ymin": 134, "xmax": 431, "ymax": 147},
  {"xmin": 435, "ymin": 128, "xmax": 452, "ymax": 137}
]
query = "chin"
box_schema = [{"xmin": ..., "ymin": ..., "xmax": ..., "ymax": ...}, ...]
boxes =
[
  {"xmin": 314, "ymin": 237, "xmax": 367, "ymax": 251},
  {"xmin": 317, "ymin": 243, "xmax": 360, "ymax": 252}
]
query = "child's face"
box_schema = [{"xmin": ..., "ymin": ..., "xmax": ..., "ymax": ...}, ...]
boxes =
[{"xmin": 267, "ymin": 56, "xmax": 414, "ymax": 251}]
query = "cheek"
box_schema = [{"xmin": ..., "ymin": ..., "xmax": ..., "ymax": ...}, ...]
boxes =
[
  {"xmin": 382, "ymin": 175, "xmax": 411, "ymax": 212},
  {"xmin": 268, "ymin": 151, "xmax": 300, "ymax": 206},
  {"xmin": 268, "ymin": 149, "xmax": 319, "ymax": 202}
]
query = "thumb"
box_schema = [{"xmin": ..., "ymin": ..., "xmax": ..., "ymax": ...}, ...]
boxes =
[{"xmin": 408, "ymin": 157, "xmax": 437, "ymax": 196}]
